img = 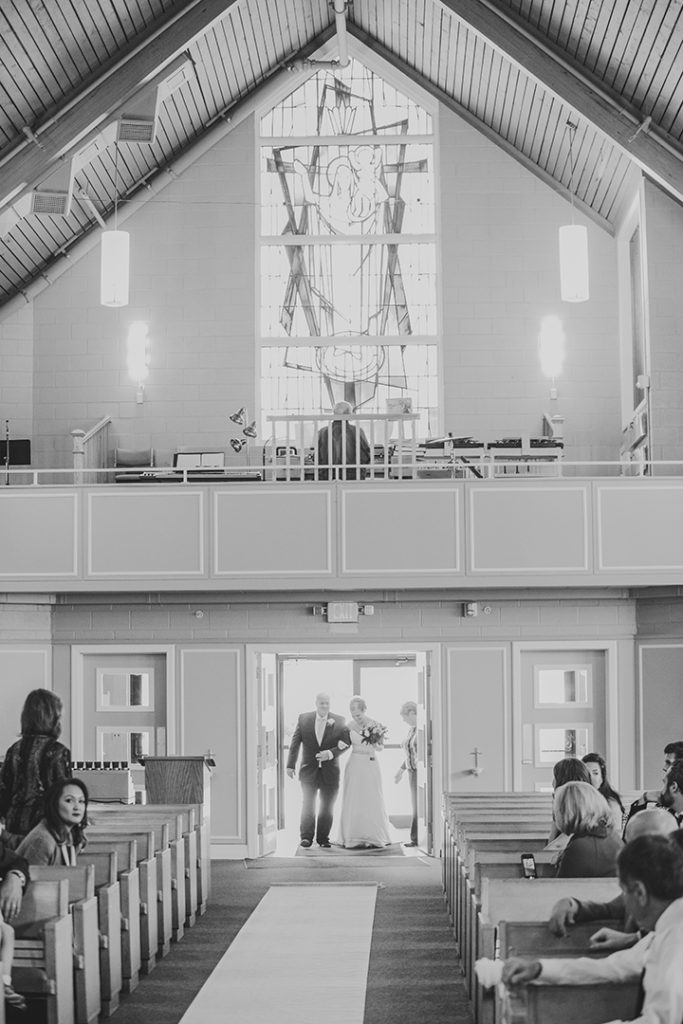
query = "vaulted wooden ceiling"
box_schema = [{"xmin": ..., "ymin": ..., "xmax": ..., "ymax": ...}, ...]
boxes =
[{"xmin": 1, "ymin": 0, "xmax": 682, "ymax": 311}]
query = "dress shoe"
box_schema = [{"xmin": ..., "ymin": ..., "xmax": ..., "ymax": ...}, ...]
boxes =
[
  {"xmin": 403, "ymin": 841, "xmax": 418, "ymax": 848},
  {"xmin": 300, "ymin": 839, "xmax": 312, "ymax": 848},
  {"xmin": 318, "ymin": 841, "xmax": 332, "ymax": 848}
]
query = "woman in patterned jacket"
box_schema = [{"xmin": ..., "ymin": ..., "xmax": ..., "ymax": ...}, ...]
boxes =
[{"xmin": 0, "ymin": 689, "xmax": 72, "ymax": 847}]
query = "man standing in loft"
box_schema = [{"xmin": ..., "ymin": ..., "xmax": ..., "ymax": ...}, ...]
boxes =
[{"xmin": 286, "ymin": 693, "xmax": 350, "ymax": 848}]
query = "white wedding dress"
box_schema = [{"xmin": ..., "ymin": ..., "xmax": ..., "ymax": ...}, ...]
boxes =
[{"xmin": 332, "ymin": 723, "xmax": 392, "ymax": 848}]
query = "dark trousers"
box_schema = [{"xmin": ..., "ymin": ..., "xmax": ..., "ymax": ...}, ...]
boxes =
[
  {"xmin": 300, "ymin": 775, "xmax": 339, "ymax": 844},
  {"xmin": 408, "ymin": 769, "xmax": 418, "ymax": 844}
]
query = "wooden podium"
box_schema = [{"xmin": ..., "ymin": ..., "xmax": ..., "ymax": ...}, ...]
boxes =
[
  {"xmin": 144, "ymin": 756, "xmax": 213, "ymax": 911},
  {"xmin": 144, "ymin": 755, "xmax": 212, "ymax": 807}
]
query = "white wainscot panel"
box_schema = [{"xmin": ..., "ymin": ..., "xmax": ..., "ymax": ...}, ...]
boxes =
[
  {"xmin": 0, "ymin": 492, "xmax": 78, "ymax": 577},
  {"xmin": 469, "ymin": 484, "xmax": 590, "ymax": 573},
  {"xmin": 597, "ymin": 483, "xmax": 683, "ymax": 570},
  {"xmin": 88, "ymin": 490, "xmax": 205, "ymax": 576},
  {"xmin": 213, "ymin": 488, "xmax": 332, "ymax": 576},
  {"xmin": 342, "ymin": 486, "xmax": 461, "ymax": 575}
]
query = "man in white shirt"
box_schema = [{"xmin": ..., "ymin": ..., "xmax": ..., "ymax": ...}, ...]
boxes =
[{"xmin": 502, "ymin": 834, "xmax": 683, "ymax": 1024}]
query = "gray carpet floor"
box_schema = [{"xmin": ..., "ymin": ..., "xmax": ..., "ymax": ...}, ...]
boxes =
[{"xmin": 22, "ymin": 855, "xmax": 473, "ymax": 1024}]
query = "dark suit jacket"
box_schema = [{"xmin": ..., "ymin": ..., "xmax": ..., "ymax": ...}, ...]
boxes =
[
  {"xmin": 286, "ymin": 711, "xmax": 350, "ymax": 784},
  {"xmin": 0, "ymin": 847, "xmax": 30, "ymax": 888},
  {"xmin": 317, "ymin": 421, "xmax": 371, "ymax": 480}
]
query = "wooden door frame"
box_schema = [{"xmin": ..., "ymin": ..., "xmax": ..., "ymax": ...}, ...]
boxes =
[
  {"xmin": 245, "ymin": 642, "xmax": 442, "ymax": 859},
  {"xmin": 511, "ymin": 640, "xmax": 619, "ymax": 791},
  {"xmin": 70, "ymin": 644, "xmax": 177, "ymax": 760}
]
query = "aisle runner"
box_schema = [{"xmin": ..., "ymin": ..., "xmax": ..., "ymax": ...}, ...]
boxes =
[{"xmin": 179, "ymin": 884, "xmax": 377, "ymax": 1024}]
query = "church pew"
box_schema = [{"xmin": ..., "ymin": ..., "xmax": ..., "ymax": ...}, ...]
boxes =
[
  {"xmin": 87, "ymin": 831, "xmax": 159, "ymax": 974},
  {"xmin": 499, "ymin": 982, "xmax": 640, "ymax": 1024},
  {"xmin": 89, "ymin": 802, "xmax": 203, "ymax": 922},
  {"xmin": 83, "ymin": 839, "xmax": 141, "ymax": 993},
  {"xmin": 28, "ymin": 866, "xmax": 101, "ymax": 1024},
  {"xmin": 90, "ymin": 804, "xmax": 197, "ymax": 932},
  {"xmin": 76, "ymin": 850, "xmax": 122, "ymax": 1016},
  {"xmin": 459, "ymin": 851, "xmax": 557, "ymax": 970},
  {"xmin": 89, "ymin": 820, "xmax": 172, "ymax": 960},
  {"xmin": 90, "ymin": 808, "xmax": 184, "ymax": 942},
  {"xmin": 495, "ymin": 921, "xmax": 639, "ymax": 1024},
  {"xmin": 13, "ymin": 878, "xmax": 74, "ymax": 1024},
  {"xmin": 474, "ymin": 878, "xmax": 621, "ymax": 1024}
]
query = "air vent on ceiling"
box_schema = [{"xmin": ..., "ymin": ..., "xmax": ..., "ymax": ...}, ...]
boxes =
[
  {"xmin": 30, "ymin": 190, "xmax": 71, "ymax": 216},
  {"xmin": 117, "ymin": 116, "xmax": 156, "ymax": 144}
]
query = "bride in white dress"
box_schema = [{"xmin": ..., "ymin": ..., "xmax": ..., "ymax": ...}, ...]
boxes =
[{"xmin": 332, "ymin": 697, "xmax": 392, "ymax": 849}]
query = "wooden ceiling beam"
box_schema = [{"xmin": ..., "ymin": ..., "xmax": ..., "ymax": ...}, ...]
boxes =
[
  {"xmin": 0, "ymin": 0, "xmax": 243, "ymax": 209},
  {"xmin": 439, "ymin": 0, "xmax": 683, "ymax": 205}
]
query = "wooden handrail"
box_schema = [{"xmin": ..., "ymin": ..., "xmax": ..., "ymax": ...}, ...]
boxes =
[{"xmin": 72, "ymin": 415, "xmax": 112, "ymax": 483}]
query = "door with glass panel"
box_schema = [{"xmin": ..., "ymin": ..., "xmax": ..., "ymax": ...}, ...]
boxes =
[
  {"xmin": 517, "ymin": 649, "xmax": 606, "ymax": 792},
  {"xmin": 81, "ymin": 654, "xmax": 167, "ymax": 801}
]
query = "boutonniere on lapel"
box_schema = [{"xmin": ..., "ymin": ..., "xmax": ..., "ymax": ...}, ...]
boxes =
[{"xmin": 325, "ymin": 718, "xmax": 335, "ymax": 727}]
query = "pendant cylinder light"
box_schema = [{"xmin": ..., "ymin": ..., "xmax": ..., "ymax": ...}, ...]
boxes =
[
  {"xmin": 558, "ymin": 224, "xmax": 589, "ymax": 303},
  {"xmin": 100, "ymin": 229, "xmax": 130, "ymax": 307},
  {"xmin": 559, "ymin": 120, "xmax": 589, "ymax": 303}
]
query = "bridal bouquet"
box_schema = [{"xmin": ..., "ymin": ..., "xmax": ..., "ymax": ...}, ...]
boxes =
[{"xmin": 360, "ymin": 722, "xmax": 388, "ymax": 747}]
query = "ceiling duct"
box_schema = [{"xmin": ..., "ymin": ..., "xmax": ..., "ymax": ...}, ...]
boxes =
[{"xmin": 117, "ymin": 57, "xmax": 195, "ymax": 145}]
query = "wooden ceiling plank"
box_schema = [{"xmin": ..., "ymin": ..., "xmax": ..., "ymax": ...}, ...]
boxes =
[
  {"xmin": 219, "ymin": 12, "xmax": 251, "ymax": 99},
  {"xmin": 577, "ymin": 0, "xmax": 624, "ymax": 77},
  {"xmin": 3, "ymin": 2, "xmax": 69, "ymax": 103},
  {"xmin": 612, "ymin": 3, "xmax": 667, "ymax": 101},
  {"xmin": 598, "ymin": 1, "xmax": 642, "ymax": 89},
  {"xmin": 655, "ymin": 63, "xmax": 683, "ymax": 140},
  {"xmin": 0, "ymin": 0, "xmax": 243, "ymax": 206},
  {"xmin": 397, "ymin": 0, "xmax": 410, "ymax": 65},
  {"xmin": 25, "ymin": 0, "xmax": 85, "ymax": 89},
  {"xmin": 200, "ymin": 28, "xmax": 233, "ymax": 111},
  {"xmin": 630, "ymin": 6, "xmax": 683, "ymax": 122},
  {"xmin": 443, "ymin": 17, "xmax": 459, "ymax": 95},
  {"xmin": 438, "ymin": 0, "xmax": 683, "ymax": 202}
]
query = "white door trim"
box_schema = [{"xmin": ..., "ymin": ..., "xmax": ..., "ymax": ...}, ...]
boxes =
[
  {"xmin": 511, "ymin": 640, "xmax": 619, "ymax": 791},
  {"xmin": 70, "ymin": 644, "xmax": 176, "ymax": 760},
  {"xmin": 245, "ymin": 641, "xmax": 442, "ymax": 859}
]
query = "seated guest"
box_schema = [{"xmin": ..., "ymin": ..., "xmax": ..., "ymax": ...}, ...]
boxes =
[
  {"xmin": 0, "ymin": 845, "xmax": 29, "ymax": 1014},
  {"xmin": 623, "ymin": 739, "xmax": 683, "ymax": 831},
  {"xmin": 17, "ymin": 779, "xmax": 88, "ymax": 866},
  {"xmin": 582, "ymin": 751, "xmax": 625, "ymax": 835},
  {"xmin": 659, "ymin": 760, "xmax": 683, "ymax": 827},
  {"xmin": 553, "ymin": 781, "xmax": 623, "ymax": 877},
  {"xmin": 548, "ymin": 807, "xmax": 678, "ymax": 950},
  {"xmin": 547, "ymin": 757, "xmax": 592, "ymax": 844},
  {"xmin": 317, "ymin": 401, "xmax": 371, "ymax": 480},
  {"xmin": 503, "ymin": 834, "xmax": 683, "ymax": 1024}
]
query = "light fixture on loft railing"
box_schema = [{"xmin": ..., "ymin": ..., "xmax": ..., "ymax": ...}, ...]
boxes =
[
  {"xmin": 558, "ymin": 120, "xmax": 589, "ymax": 303},
  {"xmin": 101, "ymin": 140, "xmax": 130, "ymax": 307}
]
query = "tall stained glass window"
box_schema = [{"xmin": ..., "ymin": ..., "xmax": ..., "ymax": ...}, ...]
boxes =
[{"xmin": 259, "ymin": 56, "xmax": 438, "ymax": 435}]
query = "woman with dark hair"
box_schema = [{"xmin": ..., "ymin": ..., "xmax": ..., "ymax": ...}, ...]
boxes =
[
  {"xmin": 0, "ymin": 689, "xmax": 72, "ymax": 846},
  {"xmin": 582, "ymin": 751, "xmax": 625, "ymax": 834},
  {"xmin": 17, "ymin": 778, "xmax": 88, "ymax": 866},
  {"xmin": 547, "ymin": 758, "xmax": 592, "ymax": 844},
  {"xmin": 552, "ymin": 781, "xmax": 624, "ymax": 877}
]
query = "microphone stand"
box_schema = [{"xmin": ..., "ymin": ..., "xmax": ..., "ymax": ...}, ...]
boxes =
[{"xmin": 4, "ymin": 420, "xmax": 9, "ymax": 486}]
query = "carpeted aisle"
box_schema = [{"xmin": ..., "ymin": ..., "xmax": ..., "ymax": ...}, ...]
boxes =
[
  {"xmin": 178, "ymin": 884, "xmax": 377, "ymax": 1024},
  {"xmin": 93, "ymin": 856, "xmax": 472, "ymax": 1024}
]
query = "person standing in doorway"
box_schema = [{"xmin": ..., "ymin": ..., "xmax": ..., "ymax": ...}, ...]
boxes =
[
  {"xmin": 286, "ymin": 693, "xmax": 350, "ymax": 848},
  {"xmin": 394, "ymin": 701, "xmax": 419, "ymax": 847}
]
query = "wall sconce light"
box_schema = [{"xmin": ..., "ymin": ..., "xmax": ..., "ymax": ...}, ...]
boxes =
[
  {"xmin": 243, "ymin": 421, "xmax": 257, "ymax": 438},
  {"xmin": 559, "ymin": 121, "xmax": 589, "ymax": 303},
  {"xmin": 230, "ymin": 407, "xmax": 247, "ymax": 427},
  {"xmin": 230, "ymin": 438, "xmax": 247, "ymax": 453},
  {"xmin": 538, "ymin": 315, "xmax": 566, "ymax": 399},
  {"xmin": 127, "ymin": 321, "xmax": 150, "ymax": 403},
  {"xmin": 101, "ymin": 142, "xmax": 130, "ymax": 307}
]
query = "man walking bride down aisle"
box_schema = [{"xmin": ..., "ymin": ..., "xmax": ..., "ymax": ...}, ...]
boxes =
[{"xmin": 287, "ymin": 693, "xmax": 395, "ymax": 850}]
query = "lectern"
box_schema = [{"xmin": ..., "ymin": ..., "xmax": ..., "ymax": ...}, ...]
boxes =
[{"xmin": 144, "ymin": 756, "xmax": 213, "ymax": 911}]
